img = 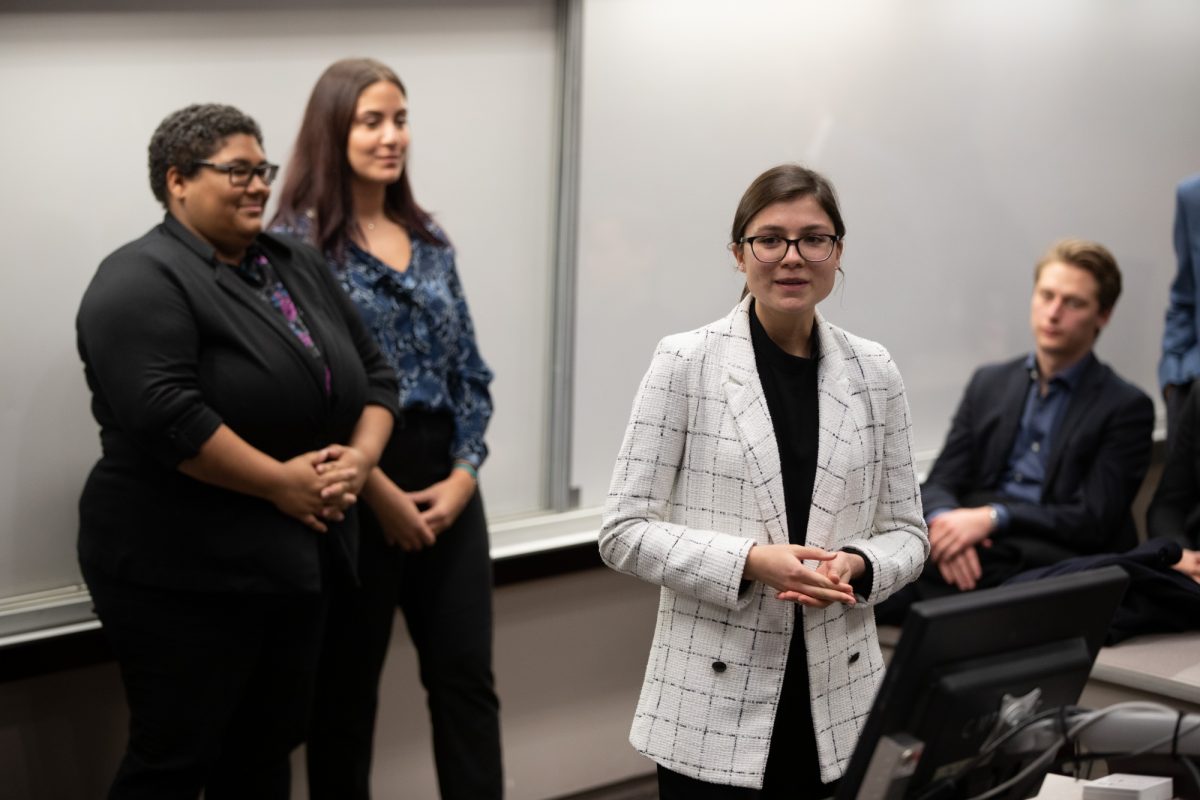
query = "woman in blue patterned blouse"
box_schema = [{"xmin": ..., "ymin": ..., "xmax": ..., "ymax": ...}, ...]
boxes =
[{"xmin": 272, "ymin": 58, "xmax": 500, "ymax": 799}]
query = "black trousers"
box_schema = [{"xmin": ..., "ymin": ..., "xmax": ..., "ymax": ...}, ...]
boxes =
[
  {"xmin": 82, "ymin": 564, "xmax": 326, "ymax": 800},
  {"xmin": 306, "ymin": 412, "xmax": 503, "ymax": 799},
  {"xmin": 874, "ymin": 489, "xmax": 1073, "ymax": 626},
  {"xmin": 875, "ymin": 545, "xmax": 1027, "ymax": 625},
  {"xmin": 657, "ymin": 606, "xmax": 837, "ymax": 799},
  {"xmin": 1167, "ymin": 379, "xmax": 1194, "ymax": 453}
]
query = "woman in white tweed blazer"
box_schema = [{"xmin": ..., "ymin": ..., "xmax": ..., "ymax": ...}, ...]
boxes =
[{"xmin": 600, "ymin": 165, "xmax": 929, "ymax": 798}]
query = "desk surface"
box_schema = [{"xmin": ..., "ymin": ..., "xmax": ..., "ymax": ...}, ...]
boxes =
[
  {"xmin": 1090, "ymin": 631, "xmax": 1200, "ymax": 706},
  {"xmin": 877, "ymin": 626, "xmax": 1200, "ymax": 707}
]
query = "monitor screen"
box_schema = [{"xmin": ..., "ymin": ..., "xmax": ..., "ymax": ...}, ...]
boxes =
[{"xmin": 838, "ymin": 566, "xmax": 1129, "ymax": 800}]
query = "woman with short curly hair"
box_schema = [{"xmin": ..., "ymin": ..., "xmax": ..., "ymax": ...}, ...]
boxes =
[{"xmin": 76, "ymin": 102, "xmax": 399, "ymax": 798}]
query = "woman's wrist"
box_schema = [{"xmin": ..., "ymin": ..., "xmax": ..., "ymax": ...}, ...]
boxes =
[
  {"xmin": 348, "ymin": 404, "xmax": 394, "ymax": 468},
  {"xmin": 452, "ymin": 460, "xmax": 478, "ymax": 482},
  {"xmin": 742, "ymin": 543, "xmax": 760, "ymax": 583},
  {"xmin": 360, "ymin": 466, "xmax": 391, "ymax": 505}
]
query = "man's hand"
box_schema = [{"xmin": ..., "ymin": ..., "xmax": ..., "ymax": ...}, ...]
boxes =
[
  {"xmin": 928, "ymin": 507, "xmax": 995, "ymax": 563},
  {"xmin": 937, "ymin": 547, "xmax": 983, "ymax": 591},
  {"xmin": 1174, "ymin": 548, "xmax": 1200, "ymax": 583}
]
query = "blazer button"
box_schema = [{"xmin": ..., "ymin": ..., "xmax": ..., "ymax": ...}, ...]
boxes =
[
  {"xmin": 712, "ymin": 661, "xmax": 727, "ymax": 673},
  {"xmin": 848, "ymin": 652, "xmax": 860, "ymax": 665}
]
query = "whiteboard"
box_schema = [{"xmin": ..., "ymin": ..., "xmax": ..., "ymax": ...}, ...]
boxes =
[
  {"xmin": 4, "ymin": 0, "xmax": 1199, "ymax": 607},
  {"xmin": 0, "ymin": 0, "xmax": 558, "ymax": 600},
  {"xmin": 571, "ymin": 0, "xmax": 1199, "ymax": 508}
]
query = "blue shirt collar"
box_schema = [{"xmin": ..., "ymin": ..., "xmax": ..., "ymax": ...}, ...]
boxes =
[{"xmin": 1023, "ymin": 350, "xmax": 1094, "ymax": 390}]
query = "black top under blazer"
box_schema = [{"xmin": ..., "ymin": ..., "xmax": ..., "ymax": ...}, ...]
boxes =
[
  {"xmin": 922, "ymin": 353, "xmax": 1154, "ymax": 564},
  {"xmin": 76, "ymin": 215, "xmax": 399, "ymax": 594}
]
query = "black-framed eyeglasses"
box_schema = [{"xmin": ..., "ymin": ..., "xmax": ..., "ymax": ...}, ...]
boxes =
[
  {"xmin": 739, "ymin": 233, "xmax": 841, "ymax": 263},
  {"xmin": 192, "ymin": 160, "xmax": 280, "ymax": 187}
]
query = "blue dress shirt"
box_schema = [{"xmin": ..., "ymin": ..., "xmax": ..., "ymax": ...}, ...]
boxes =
[
  {"xmin": 928, "ymin": 351, "xmax": 1091, "ymax": 530},
  {"xmin": 273, "ymin": 217, "xmax": 494, "ymax": 468}
]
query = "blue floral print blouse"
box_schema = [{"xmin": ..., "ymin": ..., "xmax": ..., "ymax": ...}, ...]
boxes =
[{"xmin": 273, "ymin": 216, "xmax": 494, "ymax": 468}]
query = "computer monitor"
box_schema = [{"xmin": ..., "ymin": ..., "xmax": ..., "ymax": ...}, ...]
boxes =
[{"xmin": 837, "ymin": 566, "xmax": 1130, "ymax": 800}]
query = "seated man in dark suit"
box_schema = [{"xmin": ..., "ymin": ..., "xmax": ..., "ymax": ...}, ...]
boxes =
[
  {"xmin": 879, "ymin": 239, "xmax": 1155, "ymax": 622},
  {"xmin": 1147, "ymin": 385, "xmax": 1200, "ymax": 582}
]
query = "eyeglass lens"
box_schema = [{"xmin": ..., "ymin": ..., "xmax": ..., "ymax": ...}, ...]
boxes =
[
  {"xmin": 751, "ymin": 235, "xmax": 835, "ymax": 263},
  {"xmin": 228, "ymin": 164, "xmax": 279, "ymax": 186}
]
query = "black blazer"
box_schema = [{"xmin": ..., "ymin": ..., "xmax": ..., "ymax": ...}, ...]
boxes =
[
  {"xmin": 76, "ymin": 215, "xmax": 399, "ymax": 593},
  {"xmin": 1148, "ymin": 385, "xmax": 1200, "ymax": 548},
  {"xmin": 922, "ymin": 353, "xmax": 1154, "ymax": 565}
]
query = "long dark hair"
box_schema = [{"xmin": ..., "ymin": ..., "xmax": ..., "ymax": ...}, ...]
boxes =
[{"xmin": 273, "ymin": 57, "xmax": 443, "ymax": 259}]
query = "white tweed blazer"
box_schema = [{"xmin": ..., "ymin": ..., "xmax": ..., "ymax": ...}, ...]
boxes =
[{"xmin": 599, "ymin": 297, "xmax": 929, "ymax": 788}]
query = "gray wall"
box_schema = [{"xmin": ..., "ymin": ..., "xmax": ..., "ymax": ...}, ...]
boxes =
[
  {"xmin": 3, "ymin": 0, "xmax": 1198, "ymax": 605},
  {"xmin": 571, "ymin": 0, "xmax": 1198, "ymax": 506},
  {"xmin": 1, "ymin": 2, "xmax": 1198, "ymax": 796},
  {"xmin": 0, "ymin": 0, "xmax": 559, "ymax": 601}
]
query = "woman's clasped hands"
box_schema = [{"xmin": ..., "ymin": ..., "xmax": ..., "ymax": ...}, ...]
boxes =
[
  {"xmin": 743, "ymin": 544, "xmax": 864, "ymax": 608},
  {"xmin": 365, "ymin": 468, "xmax": 478, "ymax": 552},
  {"xmin": 271, "ymin": 445, "xmax": 371, "ymax": 533}
]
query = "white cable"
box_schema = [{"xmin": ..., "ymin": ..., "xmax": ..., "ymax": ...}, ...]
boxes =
[
  {"xmin": 1119, "ymin": 719, "xmax": 1200, "ymax": 759},
  {"xmin": 967, "ymin": 703, "xmax": 1193, "ymax": 800},
  {"xmin": 1067, "ymin": 701, "xmax": 1183, "ymax": 740}
]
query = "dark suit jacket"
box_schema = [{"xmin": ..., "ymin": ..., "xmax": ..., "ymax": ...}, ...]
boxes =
[
  {"xmin": 76, "ymin": 215, "xmax": 399, "ymax": 594},
  {"xmin": 1008, "ymin": 538, "xmax": 1200, "ymax": 644},
  {"xmin": 1148, "ymin": 383, "xmax": 1200, "ymax": 548},
  {"xmin": 922, "ymin": 353, "xmax": 1154, "ymax": 568}
]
